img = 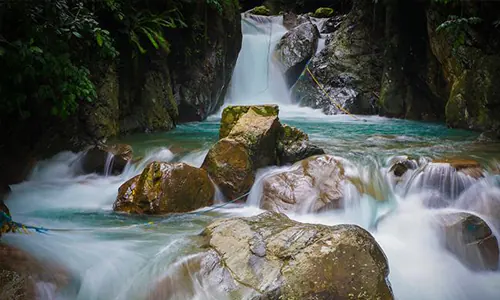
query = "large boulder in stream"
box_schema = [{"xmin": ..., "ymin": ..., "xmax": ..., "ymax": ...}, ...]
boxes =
[
  {"xmin": 274, "ymin": 21, "xmax": 320, "ymax": 87},
  {"xmin": 436, "ymin": 212, "xmax": 499, "ymax": 271},
  {"xmin": 196, "ymin": 212, "xmax": 394, "ymax": 299},
  {"xmin": 203, "ymin": 105, "xmax": 281, "ymax": 199},
  {"xmin": 114, "ymin": 162, "xmax": 214, "ymax": 214},
  {"xmin": 261, "ymin": 155, "xmax": 346, "ymax": 213},
  {"xmin": 78, "ymin": 144, "xmax": 133, "ymax": 175},
  {"xmin": 205, "ymin": 105, "xmax": 325, "ymax": 199}
]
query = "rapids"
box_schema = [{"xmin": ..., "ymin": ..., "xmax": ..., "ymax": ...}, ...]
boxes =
[{"xmin": 3, "ymin": 14, "xmax": 500, "ymax": 300}]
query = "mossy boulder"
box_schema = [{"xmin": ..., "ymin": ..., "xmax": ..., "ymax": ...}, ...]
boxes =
[
  {"xmin": 78, "ymin": 144, "xmax": 133, "ymax": 176},
  {"xmin": 204, "ymin": 105, "xmax": 281, "ymax": 199},
  {"xmin": 197, "ymin": 212, "xmax": 394, "ymax": 299},
  {"xmin": 201, "ymin": 139, "xmax": 255, "ymax": 199},
  {"xmin": 436, "ymin": 212, "xmax": 499, "ymax": 271},
  {"xmin": 261, "ymin": 155, "xmax": 345, "ymax": 213},
  {"xmin": 219, "ymin": 105, "xmax": 279, "ymax": 139},
  {"xmin": 113, "ymin": 161, "xmax": 214, "ymax": 214},
  {"xmin": 313, "ymin": 7, "xmax": 334, "ymax": 18},
  {"xmin": 277, "ymin": 124, "xmax": 325, "ymax": 165},
  {"xmin": 250, "ymin": 5, "xmax": 271, "ymax": 16},
  {"xmin": 226, "ymin": 108, "xmax": 281, "ymax": 168}
]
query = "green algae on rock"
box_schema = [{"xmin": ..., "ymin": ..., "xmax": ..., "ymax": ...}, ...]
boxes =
[
  {"xmin": 198, "ymin": 212, "xmax": 394, "ymax": 299},
  {"xmin": 250, "ymin": 5, "xmax": 271, "ymax": 16},
  {"xmin": 201, "ymin": 139, "xmax": 255, "ymax": 199},
  {"xmin": 114, "ymin": 162, "xmax": 214, "ymax": 214},
  {"xmin": 219, "ymin": 105, "xmax": 279, "ymax": 139},
  {"xmin": 277, "ymin": 124, "xmax": 325, "ymax": 165},
  {"xmin": 313, "ymin": 7, "xmax": 334, "ymax": 18}
]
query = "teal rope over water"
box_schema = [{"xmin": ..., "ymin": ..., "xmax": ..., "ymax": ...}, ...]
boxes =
[
  {"xmin": 0, "ymin": 211, "xmax": 48, "ymax": 234},
  {"xmin": 187, "ymin": 191, "xmax": 250, "ymax": 216},
  {"xmin": 0, "ymin": 192, "xmax": 250, "ymax": 234}
]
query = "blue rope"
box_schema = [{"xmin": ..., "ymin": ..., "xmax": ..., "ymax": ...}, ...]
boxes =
[{"xmin": 0, "ymin": 211, "xmax": 48, "ymax": 234}]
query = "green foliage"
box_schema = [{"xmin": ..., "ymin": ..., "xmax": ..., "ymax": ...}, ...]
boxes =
[
  {"xmin": 251, "ymin": 6, "xmax": 271, "ymax": 16},
  {"xmin": 433, "ymin": 0, "xmax": 483, "ymax": 54},
  {"xmin": 0, "ymin": 0, "xmax": 116, "ymax": 119}
]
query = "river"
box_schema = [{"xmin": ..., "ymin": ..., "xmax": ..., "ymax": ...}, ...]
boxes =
[{"xmin": 3, "ymin": 14, "xmax": 500, "ymax": 300}]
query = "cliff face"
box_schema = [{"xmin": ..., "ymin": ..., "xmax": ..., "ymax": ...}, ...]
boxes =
[
  {"xmin": 0, "ymin": 0, "xmax": 242, "ymax": 186},
  {"xmin": 287, "ymin": 0, "xmax": 500, "ymax": 134}
]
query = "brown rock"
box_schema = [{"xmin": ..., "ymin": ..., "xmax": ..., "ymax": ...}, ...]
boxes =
[
  {"xmin": 437, "ymin": 212, "xmax": 499, "ymax": 271},
  {"xmin": 201, "ymin": 139, "xmax": 254, "ymax": 199},
  {"xmin": 114, "ymin": 161, "xmax": 214, "ymax": 214},
  {"xmin": 79, "ymin": 144, "xmax": 133, "ymax": 175}
]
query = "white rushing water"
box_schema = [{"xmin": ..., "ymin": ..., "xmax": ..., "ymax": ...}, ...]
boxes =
[{"xmin": 3, "ymin": 14, "xmax": 500, "ymax": 300}]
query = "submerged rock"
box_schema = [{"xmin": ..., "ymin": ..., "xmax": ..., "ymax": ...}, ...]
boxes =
[
  {"xmin": 0, "ymin": 244, "xmax": 69, "ymax": 299},
  {"xmin": 204, "ymin": 105, "xmax": 281, "ymax": 198},
  {"xmin": 274, "ymin": 22, "xmax": 320, "ymax": 87},
  {"xmin": 437, "ymin": 212, "xmax": 499, "ymax": 271},
  {"xmin": 388, "ymin": 156, "xmax": 419, "ymax": 178},
  {"xmin": 79, "ymin": 144, "xmax": 133, "ymax": 175},
  {"xmin": 277, "ymin": 124, "xmax": 325, "ymax": 165},
  {"xmin": 198, "ymin": 212, "xmax": 394, "ymax": 299},
  {"xmin": 261, "ymin": 155, "xmax": 345, "ymax": 213},
  {"xmin": 114, "ymin": 162, "xmax": 214, "ymax": 214}
]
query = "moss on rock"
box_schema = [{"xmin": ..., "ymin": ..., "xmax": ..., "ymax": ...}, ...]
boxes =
[
  {"xmin": 313, "ymin": 7, "xmax": 334, "ymax": 18},
  {"xmin": 219, "ymin": 105, "xmax": 279, "ymax": 139},
  {"xmin": 250, "ymin": 5, "xmax": 271, "ymax": 16},
  {"xmin": 114, "ymin": 161, "xmax": 215, "ymax": 214}
]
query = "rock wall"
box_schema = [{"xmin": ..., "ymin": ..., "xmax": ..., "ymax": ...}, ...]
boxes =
[{"xmin": 287, "ymin": 0, "xmax": 500, "ymax": 134}]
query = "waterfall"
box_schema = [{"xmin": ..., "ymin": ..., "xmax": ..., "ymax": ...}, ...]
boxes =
[{"xmin": 226, "ymin": 15, "xmax": 289, "ymax": 106}]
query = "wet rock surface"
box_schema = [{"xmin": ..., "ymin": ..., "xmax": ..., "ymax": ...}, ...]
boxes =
[
  {"xmin": 78, "ymin": 144, "xmax": 133, "ymax": 175},
  {"xmin": 261, "ymin": 155, "xmax": 345, "ymax": 213},
  {"xmin": 197, "ymin": 212, "xmax": 394, "ymax": 299},
  {"xmin": 277, "ymin": 124, "xmax": 325, "ymax": 165},
  {"xmin": 114, "ymin": 161, "xmax": 214, "ymax": 214},
  {"xmin": 274, "ymin": 21, "xmax": 320, "ymax": 87},
  {"xmin": 436, "ymin": 212, "xmax": 499, "ymax": 271},
  {"xmin": 0, "ymin": 244, "xmax": 69, "ymax": 300}
]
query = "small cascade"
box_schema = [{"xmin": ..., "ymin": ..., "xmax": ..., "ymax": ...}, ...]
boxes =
[
  {"xmin": 454, "ymin": 176, "xmax": 500, "ymax": 230},
  {"xmin": 103, "ymin": 152, "xmax": 115, "ymax": 176},
  {"xmin": 402, "ymin": 162, "xmax": 480, "ymax": 208},
  {"xmin": 310, "ymin": 17, "xmax": 330, "ymax": 54}
]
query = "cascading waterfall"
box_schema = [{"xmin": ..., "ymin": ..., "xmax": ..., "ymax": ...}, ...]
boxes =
[{"xmin": 3, "ymin": 14, "xmax": 500, "ymax": 300}]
